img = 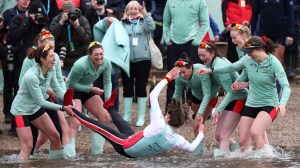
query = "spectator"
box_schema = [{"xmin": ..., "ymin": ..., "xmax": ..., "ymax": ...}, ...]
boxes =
[
  {"xmin": 39, "ymin": 0, "xmax": 59, "ymax": 24},
  {"xmin": 151, "ymin": 0, "xmax": 167, "ymax": 46},
  {"xmin": 221, "ymin": 0, "xmax": 252, "ymax": 63},
  {"xmin": 284, "ymin": 0, "xmax": 300, "ymax": 80},
  {"xmin": 121, "ymin": 1, "xmax": 155, "ymax": 127},
  {"xmin": 163, "ymin": 0, "xmax": 209, "ymax": 109},
  {"xmin": 49, "ymin": 1, "xmax": 91, "ymax": 76}
]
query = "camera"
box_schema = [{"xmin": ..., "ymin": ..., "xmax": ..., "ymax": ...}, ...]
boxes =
[
  {"xmin": 68, "ymin": 9, "xmax": 82, "ymax": 22},
  {"xmin": 58, "ymin": 42, "xmax": 68, "ymax": 60},
  {"xmin": 34, "ymin": 13, "xmax": 46, "ymax": 26},
  {"xmin": 97, "ymin": 0, "xmax": 105, "ymax": 5}
]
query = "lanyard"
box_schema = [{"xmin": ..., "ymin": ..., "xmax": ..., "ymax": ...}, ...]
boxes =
[
  {"xmin": 44, "ymin": 0, "xmax": 50, "ymax": 16},
  {"xmin": 131, "ymin": 19, "xmax": 140, "ymax": 36},
  {"xmin": 67, "ymin": 24, "xmax": 72, "ymax": 42}
]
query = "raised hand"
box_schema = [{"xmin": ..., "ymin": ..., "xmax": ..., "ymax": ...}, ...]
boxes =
[{"xmin": 166, "ymin": 67, "xmax": 180, "ymax": 81}]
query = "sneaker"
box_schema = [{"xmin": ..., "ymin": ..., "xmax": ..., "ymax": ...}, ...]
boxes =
[{"xmin": 4, "ymin": 115, "xmax": 12, "ymax": 124}]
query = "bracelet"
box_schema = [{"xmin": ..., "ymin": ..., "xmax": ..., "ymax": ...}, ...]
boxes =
[
  {"xmin": 60, "ymin": 105, "xmax": 66, "ymax": 111},
  {"xmin": 162, "ymin": 76, "xmax": 171, "ymax": 83}
]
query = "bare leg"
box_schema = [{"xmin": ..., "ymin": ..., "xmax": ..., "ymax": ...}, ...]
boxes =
[
  {"xmin": 238, "ymin": 116, "xmax": 254, "ymax": 152},
  {"xmin": 250, "ymin": 112, "xmax": 272, "ymax": 149},
  {"xmin": 215, "ymin": 110, "xmax": 240, "ymax": 151},
  {"xmin": 16, "ymin": 127, "xmax": 33, "ymax": 159}
]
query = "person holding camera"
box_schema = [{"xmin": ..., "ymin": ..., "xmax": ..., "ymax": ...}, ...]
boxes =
[
  {"xmin": 84, "ymin": 0, "xmax": 107, "ymax": 40},
  {"xmin": 3, "ymin": 0, "xmax": 45, "ymax": 129},
  {"xmin": 49, "ymin": 1, "xmax": 91, "ymax": 77}
]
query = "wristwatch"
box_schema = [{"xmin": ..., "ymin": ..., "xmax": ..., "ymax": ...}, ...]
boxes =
[{"xmin": 60, "ymin": 105, "xmax": 66, "ymax": 111}]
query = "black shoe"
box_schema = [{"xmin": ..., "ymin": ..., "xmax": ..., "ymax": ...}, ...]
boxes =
[{"xmin": 4, "ymin": 115, "xmax": 12, "ymax": 124}]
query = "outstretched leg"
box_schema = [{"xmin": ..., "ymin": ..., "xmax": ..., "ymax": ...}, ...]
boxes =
[
  {"xmin": 103, "ymin": 88, "xmax": 135, "ymax": 135},
  {"xmin": 71, "ymin": 108, "xmax": 132, "ymax": 158}
]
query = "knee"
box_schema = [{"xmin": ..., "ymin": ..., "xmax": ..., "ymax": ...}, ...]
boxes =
[{"xmin": 69, "ymin": 118, "xmax": 81, "ymax": 129}]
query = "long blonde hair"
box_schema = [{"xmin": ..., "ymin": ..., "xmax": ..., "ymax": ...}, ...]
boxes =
[{"xmin": 122, "ymin": 0, "xmax": 143, "ymax": 20}]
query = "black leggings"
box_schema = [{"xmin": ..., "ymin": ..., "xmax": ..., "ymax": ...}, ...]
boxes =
[{"xmin": 72, "ymin": 108, "xmax": 134, "ymax": 158}]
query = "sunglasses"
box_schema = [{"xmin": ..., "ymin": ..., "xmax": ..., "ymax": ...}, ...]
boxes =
[
  {"xmin": 244, "ymin": 42, "xmax": 263, "ymax": 49},
  {"xmin": 231, "ymin": 24, "xmax": 244, "ymax": 32},
  {"xmin": 174, "ymin": 61, "xmax": 189, "ymax": 67},
  {"xmin": 40, "ymin": 32, "xmax": 54, "ymax": 41},
  {"xmin": 88, "ymin": 41, "xmax": 101, "ymax": 49},
  {"xmin": 199, "ymin": 42, "xmax": 211, "ymax": 49}
]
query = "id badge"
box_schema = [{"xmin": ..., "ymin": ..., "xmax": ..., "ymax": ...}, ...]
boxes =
[
  {"xmin": 132, "ymin": 37, "xmax": 138, "ymax": 46},
  {"xmin": 241, "ymin": 0, "xmax": 246, "ymax": 7}
]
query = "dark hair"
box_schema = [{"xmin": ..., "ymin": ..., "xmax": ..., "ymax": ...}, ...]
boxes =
[
  {"xmin": 246, "ymin": 36, "xmax": 277, "ymax": 54},
  {"xmin": 87, "ymin": 43, "xmax": 103, "ymax": 55},
  {"xmin": 166, "ymin": 100, "xmax": 190, "ymax": 128},
  {"xmin": 199, "ymin": 41, "xmax": 222, "ymax": 57},
  {"xmin": 27, "ymin": 44, "xmax": 53, "ymax": 64},
  {"xmin": 176, "ymin": 52, "xmax": 193, "ymax": 68}
]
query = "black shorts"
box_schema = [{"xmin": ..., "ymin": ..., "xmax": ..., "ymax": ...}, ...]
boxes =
[
  {"xmin": 74, "ymin": 91, "xmax": 97, "ymax": 104},
  {"xmin": 241, "ymin": 106, "xmax": 277, "ymax": 121},
  {"xmin": 14, "ymin": 108, "xmax": 46, "ymax": 128},
  {"xmin": 191, "ymin": 95, "xmax": 218, "ymax": 108},
  {"xmin": 224, "ymin": 99, "xmax": 246, "ymax": 114}
]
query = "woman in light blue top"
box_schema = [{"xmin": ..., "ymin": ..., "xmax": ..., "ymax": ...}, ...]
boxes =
[
  {"xmin": 11, "ymin": 44, "xmax": 73, "ymax": 160},
  {"xmin": 19, "ymin": 30, "xmax": 72, "ymax": 157},
  {"xmin": 197, "ymin": 36, "xmax": 291, "ymax": 151}
]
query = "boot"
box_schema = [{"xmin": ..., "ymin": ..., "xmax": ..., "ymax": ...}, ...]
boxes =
[
  {"xmin": 136, "ymin": 97, "xmax": 147, "ymax": 127},
  {"xmin": 123, "ymin": 97, "xmax": 133, "ymax": 124},
  {"xmin": 63, "ymin": 143, "xmax": 76, "ymax": 158},
  {"xmin": 229, "ymin": 142, "xmax": 240, "ymax": 152},
  {"xmin": 91, "ymin": 131, "xmax": 105, "ymax": 155},
  {"xmin": 49, "ymin": 149, "xmax": 67, "ymax": 159},
  {"xmin": 193, "ymin": 138, "xmax": 205, "ymax": 156},
  {"xmin": 213, "ymin": 149, "xmax": 226, "ymax": 157}
]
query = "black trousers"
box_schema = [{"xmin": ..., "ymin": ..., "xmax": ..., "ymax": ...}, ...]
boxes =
[{"xmin": 121, "ymin": 60, "xmax": 151, "ymax": 98}]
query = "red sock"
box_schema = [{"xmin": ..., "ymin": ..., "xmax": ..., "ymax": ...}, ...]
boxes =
[
  {"xmin": 64, "ymin": 88, "xmax": 74, "ymax": 106},
  {"xmin": 103, "ymin": 88, "xmax": 118, "ymax": 110}
]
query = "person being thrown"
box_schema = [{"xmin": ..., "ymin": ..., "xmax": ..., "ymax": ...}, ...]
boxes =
[{"xmin": 64, "ymin": 67, "xmax": 205, "ymax": 158}]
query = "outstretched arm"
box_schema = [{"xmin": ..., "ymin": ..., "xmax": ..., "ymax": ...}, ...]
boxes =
[
  {"xmin": 146, "ymin": 67, "xmax": 180, "ymax": 132},
  {"xmin": 175, "ymin": 124, "xmax": 205, "ymax": 152}
]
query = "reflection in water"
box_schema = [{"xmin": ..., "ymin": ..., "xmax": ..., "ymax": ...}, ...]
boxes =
[{"xmin": 1, "ymin": 146, "xmax": 300, "ymax": 168}]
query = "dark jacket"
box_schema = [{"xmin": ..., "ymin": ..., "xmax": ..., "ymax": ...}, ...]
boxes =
[
  {"xmin": 8, "ymin": 13, "xmax": 44, "ymax": 66},
  {"xmin": 40, "ymin": 0, "xmax": 59, "ymax": 24},
  {"xmin": 251, "ymin": 0, "xmax": 294, "ymax": 36},
  {"xmin": 84, "ymin": 7, "xmax": 106, "ymax": 39},
  {"xmin": 49, "ymin": 13, "xmax": 91, "ymax": 70},
  {"xmin": 151, "ymin": 0, "xmax": 167, "ymax": 22}
]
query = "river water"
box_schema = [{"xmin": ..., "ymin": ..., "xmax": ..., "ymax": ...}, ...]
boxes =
[{"xmin": 1, "ymin": 145, "xmax": 300, "ymax": 168}]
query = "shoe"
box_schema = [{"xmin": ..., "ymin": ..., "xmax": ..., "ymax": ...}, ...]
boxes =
[
  {"xmin": 229, "ymin": 142, "xmax": 240, "ymax": 152},
  {"xmin": 123, "ymin": 97, "xmax": 133, "ymax": 124},
  {"xmin": 103, "ymin": 88, "xmax": 118, "ymax": 109},
  {"xmin": 91, "ymin": 132, "xmax": 105, "ymax": 155},
  {"xmin": 63, "ymin": 143, "xmax": 76, "ymax": 158},
  {"xmin": 213, "ymin": 149, "xmax": 226, "ymax": 157},
  {"xmin": 136, "ymin": 97, "xmax": 147, "ymax": 127},
  {"xmin": 49, "ymin": 149, "xmax": 67, "ymax": 159},
  {"xmin": 63, "ymin": 88, "xmax": 74, "ymax": 106},
  {"xmin": 4, "ymin": 115, "xmax": 12, "ymax": 124}
]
